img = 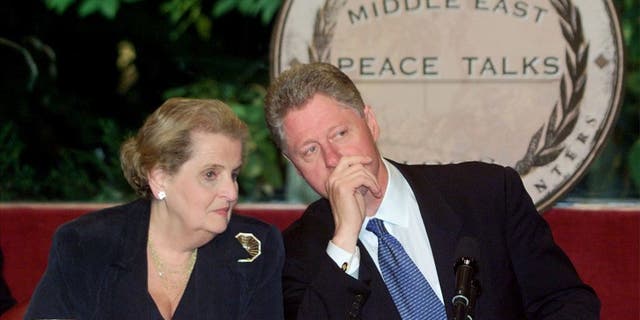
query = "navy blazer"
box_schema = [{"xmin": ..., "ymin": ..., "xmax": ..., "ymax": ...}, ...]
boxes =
[
  {"xmin": 282, "ymin": 161, "xmax": 600, "ymax": 319},
  {"xmin": 26, "ymin": 199, "xmax": 285, "ymax": 319},
  {"xmin": 0, "ymin": 248, "xmax": 16, "ymax": 316}
]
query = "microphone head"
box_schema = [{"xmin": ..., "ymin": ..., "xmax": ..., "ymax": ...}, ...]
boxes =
[{"xmin": 453, "ymin": 236, "xmax": 480, "ymax": 271}]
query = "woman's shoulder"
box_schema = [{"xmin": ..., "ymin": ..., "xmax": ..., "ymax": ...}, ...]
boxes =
[
  {"xmin": 52, "ymin": 199, "xmax": 149, "ymax": 260},
  {"xmin": 56, "ymin": 199, "xmax": 148, "ymax": 238}
]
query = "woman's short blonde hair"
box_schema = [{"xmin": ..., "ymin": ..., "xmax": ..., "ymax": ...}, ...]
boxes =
[{"xmin": 120, "ymin": 98, "xmax": 249, "ymax": 198}]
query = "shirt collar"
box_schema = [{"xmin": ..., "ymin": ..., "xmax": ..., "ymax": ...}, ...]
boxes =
[{"xmin": 369, "ymin": 159, "xmax": 411, "ymax": 229}]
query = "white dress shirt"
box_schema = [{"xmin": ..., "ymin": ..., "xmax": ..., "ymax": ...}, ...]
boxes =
[{"xmin": 326, "ymin": 159, "xmax": 444, "ymax": 303}]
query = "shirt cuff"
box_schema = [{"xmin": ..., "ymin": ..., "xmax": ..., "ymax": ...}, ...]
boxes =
[{"xmin": 326, "ymin": 241, "xmax": 361, "ymax": 279}]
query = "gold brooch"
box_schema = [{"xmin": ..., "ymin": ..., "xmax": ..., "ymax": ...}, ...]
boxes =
[{"xmin": 235, "ymin": 232, "xmax": 262, "ymax": 262}]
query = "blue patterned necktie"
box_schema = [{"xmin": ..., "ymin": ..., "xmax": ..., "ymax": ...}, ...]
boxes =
[{"xmin": 366, "ymin": 218, "xmax": 447, "ymax": 320}]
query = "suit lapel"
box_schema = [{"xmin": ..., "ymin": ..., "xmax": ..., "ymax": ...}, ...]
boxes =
[
  {"xmin": 99, "ymin": 200, "xmax": 153, "ymax": 318},
  {"xmin": 192, "ymin": 222, "xmax": 252, "ymax": 319},
  {"xmin": 390, "ymin": 160, "xmax": 463, "ymax": 316},
  {"xmin": 357, "ymin": 240, "xmax": 402, "ymax": 319}
]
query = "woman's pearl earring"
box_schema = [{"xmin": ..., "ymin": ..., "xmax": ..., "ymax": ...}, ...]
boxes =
[{"xmin": 157, "ymin": 191, "xmax": 166, "ymax": 200}]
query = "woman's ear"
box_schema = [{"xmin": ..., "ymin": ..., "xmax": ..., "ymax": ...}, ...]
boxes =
[{"xmin": 148, "ymin": 166, "xmax": 167, "ymax": 199}]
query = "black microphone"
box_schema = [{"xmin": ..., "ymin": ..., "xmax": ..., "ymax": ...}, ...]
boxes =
[
  {"xmin": 466, "ymin": 279, "xmax": 481, "ymax": 319},
  {"xmin": 452, "ymin": 237, "xmax": 480, "ymax": 320}
]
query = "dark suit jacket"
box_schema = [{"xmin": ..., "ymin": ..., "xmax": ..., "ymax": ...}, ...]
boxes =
[
  {"xmin": 282, "ymin": 161, "xmax": 599, "ymax": 319},
  {"xmin": 25, "ymin": 199, "xmax": 285, "ymax": 320},
  {"xmin": 0, "ymin": 248, "xmax": 16, "ymax": 316}
]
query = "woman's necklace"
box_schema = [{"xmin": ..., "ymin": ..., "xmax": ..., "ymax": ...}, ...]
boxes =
[{"xmin": 147, "ymin": 234, "xmax": 198, "ymax": 300}]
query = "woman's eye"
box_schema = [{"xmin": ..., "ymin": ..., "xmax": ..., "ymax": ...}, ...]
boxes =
[{"xmin": 204, "ymin": 170, "xmax": 217, "ymax": 180}]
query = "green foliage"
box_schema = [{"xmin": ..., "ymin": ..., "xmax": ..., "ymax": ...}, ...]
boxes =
[
  {"xmin": 577, "ymin": 0, "xmax": 640, "ymax": 198},
  {"xmin": 45, "ymin": 0, "xmax": 281, "ymax": 37},
  {"xmin": 45, "ymin": 0, "xmax": 140, "ymax": 19},
  {"xmin": 212, "ymin": 0, "xmax": 282, "ymax": 24},
  {"xmin": 160, "ymin": 0, "xmax": 213, "ymax": 40},
  {"xmin": 44, "ymin": 0, "xmax": 76, "ymax": 14},
  {"xmin": 163, "ymin": 80, "xmax": 284, "ymax": 201},
  {"xmin": 0, "ymin": 119, "xmax": 131, "ymax": 201},
  {"xmin": 619, "ymin": 0, "xmax": 640, "ymax": 195},
  {"xmin": 41, "ymin": 118, "xmax": 132, "ymax": 201},
  {"xmin": 0, "ymin": 123, "xmax": 37, "ymax": 200},
  {"xmin": 630, "ymin": 140, "xmax": 640, "ymax": 194},
  {"xmin": 18, "ymin": 0, "xmax": 640, "ymax": 202}
]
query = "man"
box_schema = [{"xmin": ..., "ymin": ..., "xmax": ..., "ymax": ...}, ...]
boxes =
[{"xmin": 264, "ymin": 62, "xmax": 599, "ymax": 319}]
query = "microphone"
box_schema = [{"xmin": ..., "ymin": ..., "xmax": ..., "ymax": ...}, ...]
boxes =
[
  {"xmin": 452, "ymin": 237, "xmax": 480, "ymax": 320},
  {"xmin": 466, "ymin": 279, "xmax": 481, "ymax": 319}
]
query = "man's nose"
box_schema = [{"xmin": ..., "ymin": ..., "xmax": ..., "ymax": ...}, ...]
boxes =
[{"xmin": 323, "ymin": 145, "xmax": 341, "ymax": 168}]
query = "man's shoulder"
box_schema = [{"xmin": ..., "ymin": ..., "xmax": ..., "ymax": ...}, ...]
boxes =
[
  {"xmin": 282, "ymin": 198, "xmax": 333, "ymax": 244},
  {"xmin": 392, "ymin": 160, "xmax": 515, "ymax": 182},
  {"xmin": 392, "ymin": 159, "xmax": 504, "ymax": 172}
]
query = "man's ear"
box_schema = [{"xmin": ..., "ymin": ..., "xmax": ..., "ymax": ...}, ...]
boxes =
[
  {"xmin": 147, "ymin": 166, "xmax": 167, "ymax": 197},
  {"xmin": 363, "ymin": 105, "xmax": 380, "ymax": 142},
  {"xmin": 282, "ymin": 153, "xmax": 303, "ymax": 177}
]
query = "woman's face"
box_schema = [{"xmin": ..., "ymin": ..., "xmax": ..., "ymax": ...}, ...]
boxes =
[{"xmin": 162, "ymin": 131, "xmax": 242, "ymax": 236}]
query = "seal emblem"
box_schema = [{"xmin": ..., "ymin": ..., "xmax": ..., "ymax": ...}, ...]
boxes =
[{"xmin": 271, "ymin": 0, "xmax": 624, "ymax": 212}]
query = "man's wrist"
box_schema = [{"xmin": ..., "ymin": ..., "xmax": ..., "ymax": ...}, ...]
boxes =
[{"xmin": 327, "ymin": 241, "xmax": 361, "ymax": 278}]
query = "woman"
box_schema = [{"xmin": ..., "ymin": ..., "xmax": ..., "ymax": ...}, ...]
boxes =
[{"xmin": 25, "ymin": 98, "xmax": 284, "ymax": 319}]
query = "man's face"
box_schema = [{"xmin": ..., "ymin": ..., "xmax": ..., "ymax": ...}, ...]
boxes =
[{"xmin": 282, "ymin": 93, "xmax": 382, "ymax": 197}]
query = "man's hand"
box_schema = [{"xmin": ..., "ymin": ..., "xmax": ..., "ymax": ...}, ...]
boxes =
[{"xmin": 326, "ymin": 156, "xmax": 382, "ymax": 253}]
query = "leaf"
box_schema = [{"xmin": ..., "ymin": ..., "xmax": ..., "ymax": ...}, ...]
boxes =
[
  {"xmin": 554, "ymin": 108, "xmax": 579, "ymax": 142},
  {"xmin": 259, "ymin": 0, "xmax": 281, "ymax": 24},
  {"xmin": 527, "ymin": 125, "xmax": 544, "ymax": 155},
  {"xmin": 559, "ymin": 19, "xmax": 573, "ymax": 43},
  {"xmin": 212, "ymin": 0, "xmax": 236, "ymax": 17},
  {"xmin": 238, "ymin": 0, "xmax": 259, "ymax": 16},
  {"xmin": 544, "ymin": 103, "xmax": 559, "ymax": 146},
  {"xmin": 533, "ymin": 144, "xmax": 565, "ymax": 167},
  {"xmin": 44, "ymin": 0, "xmax": 77, "ymax": 14},
  {"xmin": 78, "ymin": 0, "xmax": 118, "ymax": 19},
  {"xmin": 559, "ymin": 74, "xmax": 567, "ymax": 110},
  {"xmin": 577, "ymin": 43, "xmax": 590, "ymax": 73},
  {"xmin": 195, "ymin": 15, "xmax": 212, "ymax": 40},
  {"xmin": 566, "ymin": 50, "xmax": 576, "ymax": 78}
]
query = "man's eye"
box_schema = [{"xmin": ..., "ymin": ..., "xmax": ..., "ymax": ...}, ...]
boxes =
[
  {"xmin": 303, "ymin": 145, "xmax": 317, "ymax": 156},
  {"xmin": 332, "ymin": 129, "xmax": 348, "ymax": 140}
]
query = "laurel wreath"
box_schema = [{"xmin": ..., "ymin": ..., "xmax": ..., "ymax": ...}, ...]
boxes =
[
  {"xmin": 298, "ymin": 0, "xmax": 588, "ymax": 176},
  {"xmin": 288, "ymin": 0, "xmax": 345, "ymax": 67},
  {"xmin": 308, "ymin": 0, "xmax": 345, "ymax": 63},
  {"xmin": 515, "ymin": 0, "xmax": 590, "ymax": 175}
]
